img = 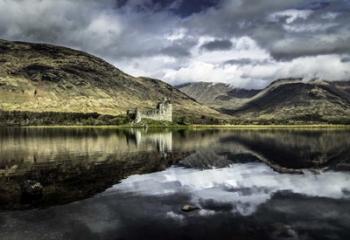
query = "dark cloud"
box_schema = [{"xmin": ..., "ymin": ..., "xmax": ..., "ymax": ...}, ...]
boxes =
[
  {"xmin": 297, "ymin": 0, "xmax": 331, "ymax": 10},
  {"xmin": 115, "ymin": 0, "xmax": 220, "ymax": 16},
  {"xmin": 1, "ymin": 0, "xmax": 350, "ymax": 61},
  {"xmin": 169, "ymin": 0, "xmax": 220, "ymax": 17},
  {"xmin": 224, "ymin": 58, "xmax": 271, "ymax": 66},
  {"xmin": 183, "ymin": 0, "xmax": 350, "ymax": 59},
  {"xmin": 200, "ymin": 39, "xmax": 233, "ymax": 51},
  {"xmin": 0, "ymin": 0, "xmax": 349, "ymax": 86},
  {"xmin": 341, "ymin": 55, "xmax": 350, "ymax": 62},
  {"xmin": 160, "ymin": 45, "xmax": 191, "ymax": 57},
  {"xmin": 269, "ymin": 35, "xmax": 350, "ymax": 60}
]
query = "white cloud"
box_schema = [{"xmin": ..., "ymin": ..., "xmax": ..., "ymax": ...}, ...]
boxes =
[
  {"xmin": 268, "ymin": 9, "xmax": 313, "ymax": 24},
  {"xmin": 163, "ymin": 61, "xmax": 234, "ymax": 85},
  {"xmin": 166, "ymin": 28, "xmax": 187, "ymax": 41},
  {"xmin": 78, "ymin": 14, "xmax": 123, "ymax": 51},
  {"xmin": 141, "ymin": 35, "xmax": 350, "ymax": 88},
  {"xmin": 166, "ymin": 211, "xmax": 185, "ymax": 221},
  {"xmin": 111, "ymin": 163, "xmax": 350, "ymax": 216},
  {"xmin": 274, "ymin": 54, "xmax": 350, "ymax": 80},
  {"xmin": 283, "ymin": 23, "xmax": 338, "ymax": 33},
  {"xmin": 195, "ymin": 36, "xmax": 270, "ymax": 64},
  {"xmin": 160, "ymin": 53, "xmax": 350, "ymax": 89},
  {"xmin": 157, "ymin": 36, "xmax": 273, "ymax": 88},
  {"xmin": 321, "ymin": 12, "xmax": 340, "ymax": 20},
  {"xmin": 113, "ymin": 55, "xmax": 178, "ymax": 79}
]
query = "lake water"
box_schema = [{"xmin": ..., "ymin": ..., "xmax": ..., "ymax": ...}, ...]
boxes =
[{"xmin": 0, "ymin": 128, "xmax": 350, "ymax": 240}]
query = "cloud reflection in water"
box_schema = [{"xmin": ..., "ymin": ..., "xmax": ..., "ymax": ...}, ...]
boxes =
[{"xmin": 109, "ymin": 163, "xmax": 350, "ymax": 216}]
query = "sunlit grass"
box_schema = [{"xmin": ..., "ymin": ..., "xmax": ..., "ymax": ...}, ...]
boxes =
[
  {"xmin": 26, "ymin": 123, "xmax": 350, "ymax": 131},
  {"xmin": 189, "ymin": 124, "xmax": 350, "ymax": 130}
]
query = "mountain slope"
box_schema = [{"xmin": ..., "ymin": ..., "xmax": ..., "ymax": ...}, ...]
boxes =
[
  {"xmin": 178, "ymin": 79, "xmax": 350, "ymax": 123},
  {"xmin": 232, "ymin": 79, "xmax": 350, "ymax": 123},
  {"xmin": 0, "ymin": 39, "xmax": 223, "ymax": 121},
  {"xmin": 177, "ymin": 82, "xmax": 259, "ymax": 110}
]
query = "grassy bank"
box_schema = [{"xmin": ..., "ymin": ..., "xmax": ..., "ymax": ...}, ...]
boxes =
[
  {"xmin": 1, "ymin": 110, "xmax": 350, "ymax": 129},
  {"xmin": 24, "ymin": 123, "xmax": 350, "ymax": 131},
  {"xmin": 0, "ymin": 110, "xmax": 128, "ymax": 126},
  {"xmin": 188, "ymin": 124, "xmax": 350, "ymax": 130}
]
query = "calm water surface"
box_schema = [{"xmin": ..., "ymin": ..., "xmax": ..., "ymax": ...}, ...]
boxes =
[{"xmin": 0, "ymin": 128, "xmax": 350, "ymax": 240}]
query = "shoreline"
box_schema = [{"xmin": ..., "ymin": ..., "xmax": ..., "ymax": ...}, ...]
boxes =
[{"xmin": 4, "ymin": 124, "xmax": 350, "ymax": 130}]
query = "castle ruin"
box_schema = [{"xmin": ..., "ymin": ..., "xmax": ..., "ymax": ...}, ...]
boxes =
[{"xmin": 127, "ymin": 98, "xmax": 173, "ymax": 123}]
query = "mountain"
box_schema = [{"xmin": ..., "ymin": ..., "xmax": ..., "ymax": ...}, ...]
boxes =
[
  {"xmin": 177, "ymin": 82, "xmax": 260, "ymax": 110},
  {"xmin": 178, "ymin": 79, "xmax": 350, "ymax": 123},
  {"xmin": 1, "ymin": 39, "xmax": 349, "ymax": 125},
  {"xmin": 232, "ymin": 79, "xmax": 350, "ymax": 123},
  {"xmin": 0, "ymin": 39, "xmax": 223, "ymax": 123}
]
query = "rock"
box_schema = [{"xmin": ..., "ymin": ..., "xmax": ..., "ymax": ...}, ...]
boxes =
[
  {"xmin": 22, "ymin": 180, "xmax": 43, "ymax": 196},
  {"xmin": 270, "ymin": 224, "xmax": 299, "ymax": 240},
  {"xmin": 181, "ymin": 204, "xmax": 200, "ymax": 212}
]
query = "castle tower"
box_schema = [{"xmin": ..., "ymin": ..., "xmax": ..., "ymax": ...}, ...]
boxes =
[
  {"xmin": 167, "ymin": 101, "xmax": 173, "ymax": 122},
  {"xmin": 162, "ymin": 99, "xmax": 172, "ymax": 122},
  {"xmin": 134, "ymin": 108, "xmax": 142, "ymax": 123}
]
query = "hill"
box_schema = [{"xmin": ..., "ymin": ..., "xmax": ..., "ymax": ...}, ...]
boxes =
[
  {"xmin": 1, "ymin": 39, "xmax": 349, "ymax": 125},
  {"xmin": 232, "ymin": 79, "xmax": 350, "ymax": 123},
  {"xmin": 177, "ymin": 82, "xmax": 259, "ymax": 110},
  {"xmin": 178, "ymin": 79, "xmax": 350, "ymax": 124},
  {"xmin": 0, "ymin": 39, "xmax": 224, "ymax": 124}
]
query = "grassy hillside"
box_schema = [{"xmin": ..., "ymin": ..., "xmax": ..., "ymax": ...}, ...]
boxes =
[
  {"xmin": 0, "ymin": 39, "xmax": 224, "ymax": 124},
  {"xmin": 178, "ymin": 79, "xmax": 350, "ymax": 124},
  {"xmin": 231, "ymin": 79, "xmax": 350, "ymax": 123}
]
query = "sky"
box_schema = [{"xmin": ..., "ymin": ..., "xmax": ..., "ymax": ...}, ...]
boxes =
[{"xmin": 0, "ymin": 0, "xmax": 350, "ymax": 89}]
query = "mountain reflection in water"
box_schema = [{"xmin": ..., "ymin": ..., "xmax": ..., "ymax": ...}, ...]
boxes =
[{"xmin": 0, "ymin": 128, "xmax": 350, "ymax": 240}]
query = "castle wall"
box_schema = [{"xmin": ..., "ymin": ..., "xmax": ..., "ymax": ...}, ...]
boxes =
[
  {"xmin": 140, "ymin": 104, "xmax": 172, "ymax": 122},
  {"xmin": 127, "ymin": 100, "xmax": 173, "ymax": 123}
]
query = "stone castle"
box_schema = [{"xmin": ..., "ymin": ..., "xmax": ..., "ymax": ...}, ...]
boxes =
[{"xmin": 127, "ymin": 98, "xmax": 173, "ymax": 123}]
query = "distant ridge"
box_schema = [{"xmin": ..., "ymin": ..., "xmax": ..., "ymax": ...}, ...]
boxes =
[
  {"xmin": 178, "ymin": 79, "xmax": 350, "ymax": 123},
  {"xmin": 177, "ymin": 81, "xmax": 260, "ymax": 110}
]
